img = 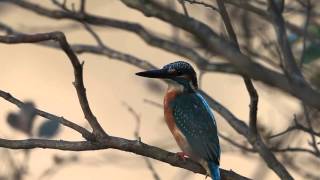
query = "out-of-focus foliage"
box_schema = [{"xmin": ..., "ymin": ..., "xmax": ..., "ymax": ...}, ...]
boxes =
[
  {"xmin": 6, "ymin": 101, "xmax": 60, "ymax": 138},
  {"xmin": 6, "ymin": 102, "xmax": 36, "ymax": 135},
  {"xmin": 38, "ymin": 119, "xmax": 60, "ymax": 138}
]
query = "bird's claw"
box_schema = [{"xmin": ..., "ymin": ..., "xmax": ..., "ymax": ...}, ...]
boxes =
[{"xmin": 176, "ymin": 152, "xmax": 189, "ymax": 161}]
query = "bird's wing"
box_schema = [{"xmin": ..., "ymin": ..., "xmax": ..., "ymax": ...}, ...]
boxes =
[{"xmin": 170, "ymin": 92, "xmax": 220, "ymax": 165}]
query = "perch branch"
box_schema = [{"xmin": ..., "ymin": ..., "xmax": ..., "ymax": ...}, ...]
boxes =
[{"xmin": 0, "ymin": 137, "xmax": 250, "ymax": 180}]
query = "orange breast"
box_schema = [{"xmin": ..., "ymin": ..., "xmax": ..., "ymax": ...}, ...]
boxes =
[{"xmin": 163, "ymin": 89, "xmax": 190, "ymax": 154}]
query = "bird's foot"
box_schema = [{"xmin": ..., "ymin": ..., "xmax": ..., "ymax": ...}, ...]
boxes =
[{"xmin": 176, "ymin": 152, "xmax": 189, "ymax": 161}]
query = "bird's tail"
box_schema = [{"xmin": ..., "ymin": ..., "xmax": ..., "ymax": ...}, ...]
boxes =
[{"xmin": 208, "ymin": 161, "xmax": 220, "ymax": 180}]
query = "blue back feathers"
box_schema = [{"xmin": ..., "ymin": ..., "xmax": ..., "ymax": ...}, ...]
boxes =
[{"xmin": 170, "ymin": 91, "xmax": 220, "ymax": 165}]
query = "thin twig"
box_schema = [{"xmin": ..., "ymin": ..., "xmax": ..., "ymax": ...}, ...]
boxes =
[
  {"xmin": 303, "ymin": 105, "xmax": 320, "ymax": 155},
  {"xmin": 82, "ymin": 23, "xmax": 106, "ymax": 48},
  {"xmin": 269, "ymin": 114, "xmax": 320, "ymax": 139},
  {"xmin": 52, "ymin": 0, "xmax": 70, "ymax": 12},
  {"xmin": 123, "ymin": 103, "xmax": 161, "ymax": 180},
  {"xmin": 219, "ymin": 133, "xmax": 255, "ymax": 153},
  {"xmin": 272, "ymin": 146, "xmax": 319, "ymax": 157},
  {"xmin": 143, "ymin": 99, "xmax": 162, "ymax": 108},
  {"xmin": 80, "ymin": 0, "xmax": 86, "ymax": 13},
  {"xmin": 0, "ymin": 90, "xmax": 94, "ymax": 141},
  {"xmin": 184, "ymin": 0, "xmax": 219, "ymax": 12},
  {"xmin": 177, "ymin": 0, "xmax": 189, "ymax": 17}
]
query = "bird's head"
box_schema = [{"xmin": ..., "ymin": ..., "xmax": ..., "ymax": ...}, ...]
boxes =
[{"xmin": 136, "ymin": 61, "xmax": 198, "ymax": 90}]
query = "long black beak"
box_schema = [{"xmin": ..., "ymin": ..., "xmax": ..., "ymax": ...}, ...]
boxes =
[{"xmin": 135, "ymin": 69, "xmax": 171, "ymax": 79}]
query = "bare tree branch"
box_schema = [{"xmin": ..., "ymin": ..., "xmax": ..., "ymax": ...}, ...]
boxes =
[
  {"xmin": 184, "ymin": 0, "xmax": 219, "ymax": 12},
  {"xmin": 0, "ymin": 31, "xmax": 107, "ymax": 137},
  {"xmin": 270, "ymin": 115, "xmax": 320, "ymax": 139},
  {"xmin": 80, "ymin": 0, "xmax": 86, "ymax": 13},
  {"xmin": 267, "ymin": 0, "xmax": 307, "ymax": 89},
  {"xmin": 178, "ymin": 0, "xmax": 189, "ymax": 17},
  {"xmin": 82, "ymin": 23, "xmax": 106, "ymax": 48},
  {"xmin": 219, "ymin": 133, "xmax": 255, "ymax": 153},
  {"xmin": 215, "ymin": 0, "xmax": 259, "ymax": 135},
  {"xmin": 303, "ymin": 105, "xmax": 320, "ymax": 156}
]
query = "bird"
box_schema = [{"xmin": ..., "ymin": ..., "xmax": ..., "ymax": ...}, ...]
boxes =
[{"xmin": 136, "ymin": 61, "xmax": 221, "ymax": 180}]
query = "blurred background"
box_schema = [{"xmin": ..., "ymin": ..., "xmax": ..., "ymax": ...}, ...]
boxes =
[{"xmin": 0, "ymin": 0, "xmax": 319, "ymax": 179}]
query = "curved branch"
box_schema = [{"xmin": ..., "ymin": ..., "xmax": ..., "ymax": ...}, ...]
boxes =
[{"xmin": 0, "ymin": 31, "xmax": 107, "ymax": 137}]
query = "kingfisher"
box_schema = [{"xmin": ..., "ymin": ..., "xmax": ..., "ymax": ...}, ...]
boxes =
[{"xmin": 136, "ymin": 61, "xmax": 220, "ymax": 180}]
